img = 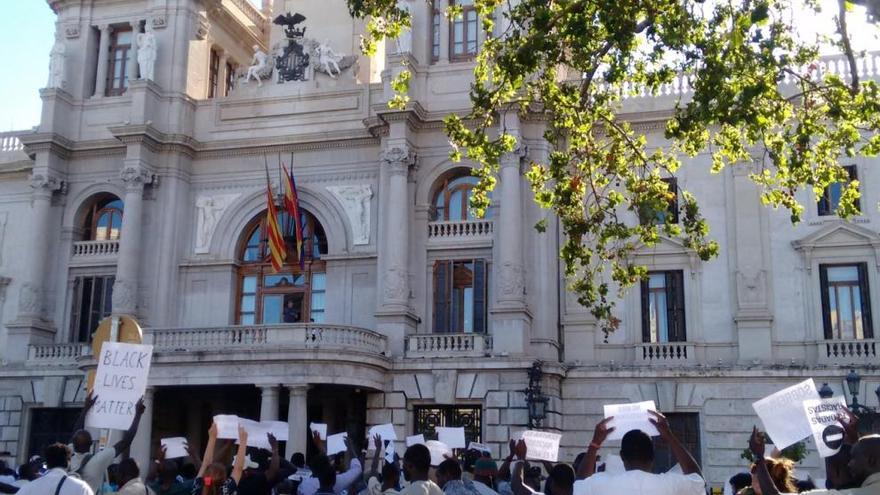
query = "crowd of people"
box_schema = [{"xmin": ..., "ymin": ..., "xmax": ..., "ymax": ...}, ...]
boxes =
[{"xmin": 0, "ymin": 394, "xmax": 877, "ymax": 495}]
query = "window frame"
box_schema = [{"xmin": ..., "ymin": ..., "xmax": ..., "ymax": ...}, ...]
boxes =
[
  {"xmin": 70, "ymin": 274, "xmax": 115, "ymax": 343},
  {"xmin": 449, "ymin": 0, "xmax": 479, "ymax": 62},
  {"xmin": 106, "ymin": 27, "xmax": 134, "ymax": 96},
  {"xmin": 413, "ymin": 405, "xmax": 482, "ymax": 445},
  {"xmin": 432, "ymin": 259, "xmax": 489, "ymax": 334},
  {"xmin": 432, "ymin": 174, "xmax": 485, "ymax": 222},
  {"xmin": 86, "ymin": 199, "xmax": 124, "ymax": 241},
  {"xmin": 640, "ymin": 270, "xmax": 687, "ymax": 343},
  {"xmin": 208, "ymin": 48, "xmax": 221, "ymax": 99},
  {"xmin": 652, "ymin": 412, "xmax": 701, "ymax": 474},
  {"xmin": 225, "ymin": 60, "xmax": 236, "ymax": 96},
  {"xmin": 818, "ymin": 165, "xmax": 860, "ymax": 216},
  {"xmin": 819, "ymin": 262, "xmax": 873, "ymax": 340}
]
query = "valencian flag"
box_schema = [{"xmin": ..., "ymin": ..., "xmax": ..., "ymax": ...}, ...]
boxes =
[
  {"xmin": 281, "ymin": 162, "xmax": 304, "ymax": 267},
  {"xmin": 264, "ymin": 161, "xmax": 286, "ymax": 272}
]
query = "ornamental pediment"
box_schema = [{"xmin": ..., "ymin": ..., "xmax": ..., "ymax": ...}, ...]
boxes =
[{"xmin": 791, "ymin": 221, "xmax": 880, "ymax": 251}]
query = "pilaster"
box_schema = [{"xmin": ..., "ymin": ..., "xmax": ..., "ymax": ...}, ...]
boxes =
[
  {"xmin": 286, "ymin": 384, "xmax": 309, "ymax": 459},
  {"xmin": 94, "ymin": 24, "xmax": 111, "ymax": 97}
]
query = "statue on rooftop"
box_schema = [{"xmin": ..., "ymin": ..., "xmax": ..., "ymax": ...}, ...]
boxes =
[{"xmin": 245, "ymin": 45, "xmax": 273, "ymax": 86}]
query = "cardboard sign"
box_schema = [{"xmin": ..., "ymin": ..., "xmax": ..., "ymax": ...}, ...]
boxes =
[
  {"xmin": 467, "ymin": 442, "xmax": 492, "ymax": 455},
  {"xmin": 436, "ymin": 427, "xmax": 466, "ymax": 449},
  {"xmin": 310, "ymin": 423, "xmax": 328, "ymax": 440},
  {"xmin": 602, "ymin": 401, "xmax": 660, "ymax": 441},
  {"xmin": 425, "ymin": 440, "xmax": 452, "ymax": 466},
  {"xmin": 521, "ymin": 430, "xmax": 562, "ymax": 462},
  {"xmin": 752, "ymin": 379, "xmax": 820, "ymax": 449},
  {"xmin": 406, "ymin": 434, "xmax": 426, "ymax": 447},
  {"xmin": 803, "ymin": 397, "xmax": 848, "ymax": 457},
  {"xmin": 86, "ymin": 342, "xmax": 153, "ymax": 430},
  {"xmin": 161, "ymin": 437, "xmax": 189, "ymax": 459},
  {"xmin": 327, "ymin": 432, "xmax": 348, "ymax": 455},
  {"xmin": 369, "ymin": 423, "xmax": 398, "ymax": 442}
]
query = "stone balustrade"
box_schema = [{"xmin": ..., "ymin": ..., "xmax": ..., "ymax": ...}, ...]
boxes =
[
  {"xmin": 72, "ymin": 239, "xmax": 120, "ymax": 258},
  {"xmin": 0, "ymin": 132, "xmax": 23, "ymax": 153},
  {"xmin": 27, "ymin": 343, "xmax": 90, "ymax": 366},
  {"xmin": 406, "ymin": 333, "xmax": 492, "ymax": 358},
  {"xmin": 228, "ymin": 0, "xmax": 267, "ymax": 30},
  {"xmin": 818, "ymin": 338, "xmax": 878, "ymax": 365},
  {"xmin": 635, "ymin": 342, "xmax": 695, "ymax": 364},
  {"xmin": 427, "ymin": 219, "xmax": 494, "ymax": 248}
]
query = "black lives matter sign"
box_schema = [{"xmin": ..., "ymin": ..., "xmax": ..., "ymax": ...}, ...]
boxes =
[{"xmin": 85, "ymin": 342, "xmax": 153, "ymax": 430}]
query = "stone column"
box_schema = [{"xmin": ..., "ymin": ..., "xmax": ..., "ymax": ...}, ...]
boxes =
[
  {"xmin": 128, "ymin": 20, "xmax": 141, "ymax": 81},
  {"xmin": 286, "ymin": 385, "xmax": 309, "ymax": 459},
  {"xmin": 380, "ymin": 146, "xmax": 415, "ymax": 312},
  {"xmin": 438, "ymin": 0, "xmax": 450, "ymax": 63},
  {"xmin": 130, "ymin": 386, "xmax": 154, "ymax": 473},
  {"xmin": 491, "ymin": 113, "xmax": 530, "ymax": 355},
  {"xmin": 113, "ymin": 162, "xmax": 151, "ymax": 315},
  {"xmin": 94, "ymin": 25, "xmax": 112, "ymax": 97},
  {"xmin": 17, "ymin": 174, "xmax": 60, "ymax": 321},
  {"xmin": 259, "ymin": 385, "xmax": 280, "ymax": 422}
]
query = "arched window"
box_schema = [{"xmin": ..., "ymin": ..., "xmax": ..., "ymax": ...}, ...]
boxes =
[
  {"xmin": 236, "ymin": 209, "xmax": 328, "ymax": 325},
  {"xmin": 83, "ymin": 196, "xmax": 124, "ymax": 241},
  {"xmin": 431, "ymin": 173, "xmax": 488, "ymax": 221}
]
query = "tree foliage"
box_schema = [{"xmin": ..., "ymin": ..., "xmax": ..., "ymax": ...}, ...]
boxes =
[{"xmin": 348, "ymin": 0, "xmax": 880, "ymax": 337}]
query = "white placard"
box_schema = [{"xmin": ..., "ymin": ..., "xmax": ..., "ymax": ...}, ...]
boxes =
[
  {"xmin": 752, "ymin": 379, "xmax": 820, "ymax": 449},
  {"xmin": 384, "ymin": 441, "xmax": 396, "ymax": 463},
  {"xmin": 602, "ymin": 401, "xmax": 660, "ymax": 441},
  {"xmin": 238, "ymin": 419, "xmax": 272, "ymax": 450},
  {"xmin": 86, "ymin": 342, "xmax": 153, "ymax": 430},
  {"xmin": 436, "ymin": 427, "xmax": 466, "ymax": 449},
  {"xmin": 327, "ymin": 432, "xmax": 348, "ymax": 455},
  {"xmin": 406, "ymin": 434, "xmax": 426, "ymax": 447},
  {"xmin": 214, "ymin": 415, "xmax": 240, "ymax": 439},
  {"xmin": 803, "ymin": 397, "xmax": 848, "ymax": 457},
  {"xmin": 521, "ymin": 430, "xmax": 562, "ymax": 462},
  {"xmin": 161, "ymin": 437, "xmax": 189, "ymax": 459},
  {"xmin": 264, "ymin": 421, "xmax": 289, "ymax": 442},
  {"xmin": 310, "ymin": 423, "xmax": 328, "ymax": 440},
  {"xmin": 425, "ymin": 440, "xmax": 452, "ymax": 466},
  {"xmin": 369, "ymin": 423, "xmax": 398, "ymax": 442},
  {"xmin": 467, "ymin": 442, "xmax": 492, "ymax": 455}
]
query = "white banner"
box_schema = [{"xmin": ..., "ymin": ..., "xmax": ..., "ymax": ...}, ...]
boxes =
[
  {"xmin": 602, "ymin": 401, "xmax": 659, "ymax": 441},
  {"xmin": 436, "ymin": 427, "xmax": 466, "ymax": 449},
  {"xmin": 752, "ymin": 379, "xmax": 819, "ymax": 449},
  {"xmin": 160, "ymin": 437, "xmax": 189, "ymax": 459},
  {"xmin": 521, "ymin": 431, "xmax": 562, "ymax": 462},
  {"xmin": 803, "ymin": 397, "xmax": 848, "ymax": 457},
  {"xmin": 86, "ymin": 342, "xmax": 153, "ymax": 430}
]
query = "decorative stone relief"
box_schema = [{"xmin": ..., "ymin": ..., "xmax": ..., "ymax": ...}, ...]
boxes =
[
  {"xmin": 120, "ymin": 164, "xmax": 155, "ymax": 191},
  {"xmin": 17, "ymin": 283, "xmax": 42, "ymax": 316},
  {"xmin": 63, "ymin": 24, "xmax": 80, "ymax": 39},
  {"xmin": 380, "ymin": 146, "xmax": 416, "ymax": 175},
  {"xmin": 195, "ymin": 15, "xmax": 209, "ymax": 40},
  {"xmin": 150, "ymin": 16, "xmax": 167, "ymax": 30},
  {"xmin": 383, "ymin": 266, "xmax": 408, "ymax": 302},
  {"xmin": 497, "ymin": 261, "xmax": 525, "ymax": 298},
  {"xmin": 30, "ymin": 173, "xmax": 65, "ymax": 199},
  {"xmin": 327, "ymin": 185, "xmax": 372, "ymax": 245},
  {"xmin": 47, "ymin": 38, "xmax": 66, "ymax": 89},
  {"xmin": 736, "ymin": 270, "xmax": 767, "ymax": 308},
  {"xmin": 112, "ymin": 279, "xmax": 137, "ymax": 314},
  {"xmin": 245, "ymin": 45, "xmax": 273, "ymax": 87},
  {"xmin": 194, "ymin": 193, "xmax": 240, "ymax": 254}
]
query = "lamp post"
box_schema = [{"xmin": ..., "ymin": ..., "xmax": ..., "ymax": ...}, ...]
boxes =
[
  {"xmin": 523, "ymin": 361, "xmax": 549, "ymax": 429},
  {"xmin": 843, "ymin": 369, "xmax": 879, "ymax": 434}
]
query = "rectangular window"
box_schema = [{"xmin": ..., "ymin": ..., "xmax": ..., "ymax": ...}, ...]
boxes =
[
  {"xmin": 433, "ymin": 259, "xmax": 488, "ymax": 333},
  {"xmin": 70, "ymin": 275, "xmax": 114, "ymax": 342},
  {"xmin": 208, "ymin": 49, "xmax": 221, "ymax": 99},
  {"xmin": 450, "ymin": 0, "xmax": 479, "ymax": 61},
  {"xmin": 414, "ymin": 405, "xmax": 482, "ymax": 445},
  {"xmin": 640, "ymin": 271, "xmax": 686, "ymax": 343},
  {"xmin": 225, "ymin": 61, "xmax": 236, "ymax": 96},
  {"xmin": 28, "ymin": 408, "xmax": 81, "ymax": 459},
  {"xmin": 240, "ymin": 275, "xmax": 257, "ymax": 325},
  {"xmin": 432, "ymin": 9, "xmax": 441, "ymax": 61},
  {"xmin": 818, "ymin": 165, "xmax": 860, "ymax": 216},
  {"xmin": 106, "ymin": 28, "xmax": 133, "ymax": 96},
  {"xmin": 652, "ymin": 413, "xmax": 701, "ymax": 474},
  {"xmin": 310, "ymin": 273, "xmax": 326, "ymax": 323},
  {"xmin": 820, "ymin": 263, "xmax": 873, "ymax": 339}
]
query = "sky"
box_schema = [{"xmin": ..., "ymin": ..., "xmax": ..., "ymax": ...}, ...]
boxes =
[{"xmin": 0, "ymin": 0, "xmax": 875, "ymax": 132}]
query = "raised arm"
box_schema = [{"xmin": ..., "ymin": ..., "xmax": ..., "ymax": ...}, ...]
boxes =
[
  {"xmin": 312, "ymin": 430, "xmax": 327, "ymax": 455},
  {"xmin": 649, "ymin": 411, "xmax": 700, "ymax": 476},
  {"xmin": 497, "ymin": 439, "xmax": 517, "ymax": 482},
  {"xmin": 749, "ymin": 427, "xmax": 780, "ymax": 495},
  {"xmin": 577, "ymin": 417, "xmax": 614, "ymax": 480},
  {"xmin": 369, "ymin": 435, "xmax": 382, "ymax": 478},
  {"xmin": 70, "ymin": 393, "xmax": 98, "ymax": 440},
  {"xmin": 266, "ymin": 433, "xmax": 281, "ymax": 484},
  {"xmin": 231, "ymin": 425, "xmax": 249, "ymax": 484},
  {"xmin": 511, "ymin": 452, "xmax": 537, "ymax": 495},
  {"xmin": 197, "ymin": 423, "xmax": 219, "ymax": 479},
  {"xmin": 113, "ymin": 397, "xmax": 146, "ymax": 455}
]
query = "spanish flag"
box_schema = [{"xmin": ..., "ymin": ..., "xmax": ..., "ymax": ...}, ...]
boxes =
[
  {"xmin": 281, "ymin": 162, "xmax": 304, "ymax": 267},
  {"xmin": 264, "ymin": 164, "xmax": 286, "ymax": 272}
]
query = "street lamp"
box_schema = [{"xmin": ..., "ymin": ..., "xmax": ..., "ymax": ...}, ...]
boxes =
[
  {"xmin": 846, "ymin": 369, "xmax": 861, "ymax": 407},
  {"xmin": 841, "ymin": 369, "xmax": 879, "ymax": 434},
  {"xmin": 523, "ymin": 361, "xmax": 549, "ymax": 429},
  {"xmin": 818, "ymin": 382, "xmax": 834, "ymax": 399}
]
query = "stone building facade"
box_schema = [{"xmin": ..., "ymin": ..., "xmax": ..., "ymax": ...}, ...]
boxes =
[{"xmin": 0, "ymin": 0, "xmax": 878, "ymax": 489}]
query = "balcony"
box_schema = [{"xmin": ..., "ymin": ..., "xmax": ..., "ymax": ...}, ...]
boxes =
[
  {"xmin": 406, "ymin": 333, "xmax": 493, "ymax": 358},
  {"xmin": 27, "ymin": 343, "xmax": 90, "ymax": 367},
  {"xmin": 635, "ymin": 342, "xmax": 695, "ymax": 365},
  {"xmin": 427, "ymin": 219, "xmax": 494, "ymax": 249},
  {"xmin": 0, "ymin": 130, "xmax": 28, "ymax": 164},
  {"xmin": 817, "ymin": 339, "xmax": 878, "ymax": 365}
]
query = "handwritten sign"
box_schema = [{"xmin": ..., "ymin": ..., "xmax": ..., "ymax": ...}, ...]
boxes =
[
  {"xmin": 406, "ymin": 434, "xmax": 426, "ymax": 447},
  {"xmin": 369, "ymin": 423, "xmax": 398, "ymax": 442},
  {"xmin": 602, "ymin": 401, "xmax": 659, "ymax": 441},
  {"xmin": 327, "ymin": 432, "xmax": 348, "ymax": 455},
  {"xmin": 86, "ymin": 342, "xmax": 153, "ymax": 430},
  {"xmin": 310, "ymin": 423, "xmax": 328, "ymax": 440},
  {"xmin": 425, "ymin": 440, "xmax": 452, "ymax": 466},
  {"xmin": 436, "ymin": 427, "xmax": 466, "ymax": 449},
  {"xmin": 803, "ymin": 397, "xmax": 848, "ymax": 457},
  {"xmin": 521, "ymin": 431, "xmax": 562, "ymax": 462},
  {"xmin": 161, "ymin": 437, "xmax": 189, "ymax": 459},
  {"xmin": 752, "ymin": 379, "xmax": 819, "ymax": 449}
]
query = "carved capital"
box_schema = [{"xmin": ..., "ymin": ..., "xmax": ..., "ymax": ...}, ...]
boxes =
[
  {"xmin": 98, "ymin": 24, "xmax": 111, "ymax": 33},
  {"xmin": 501, "ymin": 143, "xmax": 528, "ymax": 169},
  {"xmin": 380, "ymin": 146, "xmax": 416, "ymax": 176},
  {"xmin": 150, "ymin": 16, "xmax": 167, "ymax": 30},
  {"xmin": 30, "ymin": 173, "xmax": 65, "ymax": 199},
  {"xmin": 64, "ymin": 24, "xmax": 80, "ymax": 39},
  {"xmin": 120, "ymin": 165, "xmax": 155, "ymax": 191}
]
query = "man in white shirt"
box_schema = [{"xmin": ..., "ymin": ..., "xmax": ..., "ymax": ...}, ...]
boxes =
[
  {"xmin": 573, "ymin": 411, "xmax": 705, "ymax": 495},
  {"xmin": 399, "ymin": 444, "xmax": 444, "ymax": 495},
  {"xmin": 298, "ymin": 435, "xmax": 363, "ymax": 495},
  {"xmin": 17, "ymin": 443, "xmax": 93, "ymax": 495},
  {"xmin": 68, "ymin": 394, "xmax": 146, "ymax": 494}
]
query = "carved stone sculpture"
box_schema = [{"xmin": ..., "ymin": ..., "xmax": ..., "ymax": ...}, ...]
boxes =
[
  {"xmin": 498, "ymin": 261, "xmax": 525, "ymax": 299},
  {"xmin": 194, "ymin": 193, "xmax": 240, "ymax": 254},
  {"xmin": 304, "ymin": 39, "xmax": 357, "ymax": 79},
  {"xmin": 17, "ymin": 283, "xmax": 42, "ymax": 317},
  {"xmin": 383, "ymin": 266, "xmax": 408, "ymax": 303},
  {"xmin": 395, "ymin": 0, "xmax": 413, "ymax": 53},
  {"xmin": 47, "ymin": 39, "xmax": 66, "ymax": 89},
  {"xmin": 327, "ymin": 185, "xmax": 372, "ymax": 245},
  {"xmin": 245, "ymin": 45, "xmax": 273, "ymax": 87},
  {"xmin": 136, "ymin": 31, "xmax": 157, "ymax": 80}
]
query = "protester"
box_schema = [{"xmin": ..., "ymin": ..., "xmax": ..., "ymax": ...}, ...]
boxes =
[
  {"xmin": 436, "ymin": 459, "xmax": 480, "ymax": 495},
  {"xmin": 150, "ymin": 456, "xmax": 193, "ymax": 495},
  {"xmin": 572, "ymin": 411, "xmax": 705, "ymax": 494},
  {"xmin": 69, "ymin": 393, "xmax": 147, "ymax": 494},
  {"xmin": 398, "ymin": 445, "xmax": 442, "ymax": 495},
  {"xmin": 511, "ymin": 450, "xmax": 574, "ymax": 495},
  {"xmin": 14, "ymin": 461, "xmax": 39, "ymax": 488},
  {"xmin": 364, "ymin": 435, "xmax": 399, "ymax": 495},
  {"xmin": 471, "ymin": 459, "xmax": 498, "ymax": 495},
  {"xmin": 726, "ymin": 473, "xmax": 753, "ymax": 495},
  {"xmin": 314, "ymin": 466, "xmax": 336, "ymax": 495},
  {"xmin": 117, "ymin": 457, "xmax": 156, "ymax": 495},
  {"xmin": 737, "ymin": 457, "xmax": 796, "ymax": 495},
  {"xmin": 193, "ymin": 423, "xmax": 249, "ymax": 495},
  {"xmin": 16, "ymin": 443, "xmax": 93, "ymax": 495},
  {"xmin": 297, "ymin": 432, "xmax": 362, "ymax": 495},
  {"xmin": 238, "ymin": 434, "xmax": 282, "ymax": 495}
]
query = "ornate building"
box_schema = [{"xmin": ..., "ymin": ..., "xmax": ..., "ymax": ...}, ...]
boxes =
[{"xmin": 0, "ymin": 0, "xmax": 878, "ymax": 489}]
